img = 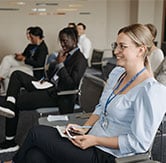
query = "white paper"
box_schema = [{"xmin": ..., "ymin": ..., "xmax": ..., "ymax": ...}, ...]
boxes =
[
  {"xmin": 32, "ymin": 81, "xmax": 53, "ymax": 89},
  {"xmin": 53, "ymin": 74, "xmax": 59, "ymax": 81},
  {"xmin": 47, "ymin": 115, "xmax": 69, "ymax": 122}
]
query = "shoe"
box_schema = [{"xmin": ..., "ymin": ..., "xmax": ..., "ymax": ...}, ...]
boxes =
[
  {"xmin": 0, "ymin": 101, "xmax": 15, "ymax": 118},
  {"xmin": 0, "ymin": 140, "xmax": 19, "ymax": 153},
  {"xmin": 0, "ymin": 106, "xmax": 15, "ymax": 118}
]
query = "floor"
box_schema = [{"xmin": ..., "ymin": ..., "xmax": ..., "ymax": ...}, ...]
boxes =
[{"xmin": 0, "ymin": 110, "xmax": 39, "ymax": 162}]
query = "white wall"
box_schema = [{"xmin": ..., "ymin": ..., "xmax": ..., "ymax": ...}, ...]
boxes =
[
  {"xmin": 107, "ymin": 0, "xmax": 130, "ymax": 48},
  {"xmin": 137, "ymin": 0, "xmax": 163, "ymax": 47},
  {"xmin": 0, "ymin": 0, "xmax": 164, "ymax": 60},
  {"xmin": 0, "ymin": 0, "xmax": 108, "ymax": 60}
]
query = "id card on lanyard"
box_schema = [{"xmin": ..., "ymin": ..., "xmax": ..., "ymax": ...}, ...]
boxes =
[{"xmin": 101, "ymin": 67, "xmax": 146, "ymax": 129}]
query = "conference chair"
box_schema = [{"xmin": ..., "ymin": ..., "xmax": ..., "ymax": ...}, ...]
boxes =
[
  {"xmin": 161, "ymin": 42, "xmax": 166, "ymax": 57},
  {"xmin": 38, "ymin": 73, "xmax": 106, "ymax": 126},
  {"xmin": 33, "ymin": 52, "xmax": 57, "ymax": 75},
  {"xmin": 115, "ymin": 116, "xmax": 166, "ymax": 163},
  {"xmin": 86, "ymin": 49, "xmax": 104, "ymax": 77},
  {"xmin": 36, "ymin": 74, "xmax": 84, "ymax": 117}
]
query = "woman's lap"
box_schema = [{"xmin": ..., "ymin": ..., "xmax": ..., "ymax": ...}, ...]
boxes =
[
  {"xmin": 14, "ymin": 125, "xmax": 97, "ymax": 163},
  {"xmin": 14, "ymin": 125, "xmax": 115, "ymax": 163}
]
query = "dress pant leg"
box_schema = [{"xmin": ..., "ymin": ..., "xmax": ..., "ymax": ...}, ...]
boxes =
[
  {"xmin": 5, "ymin": 115, "xmax": 19, "ymax": 137},
  {"xmin": 5, "ymin": 87, "xmax": 58, "ymax": 137},
  {"xmin": 13, "ymin": 125, "xmax": 97, "ymax": 163},
  {"xmin": 6, "ymin": 70, "xmax": 36, "ymax": 99},
  {"xmin": 13, "ymin": 126, "xmax": 59, "ymax": 163},
  {"xmin": 25, "ymin": 148, "xmax": 52, "ymax": 163},
  {"xmin": 4, "ymin": 71, "xmax": 36, "ymax": 137}
]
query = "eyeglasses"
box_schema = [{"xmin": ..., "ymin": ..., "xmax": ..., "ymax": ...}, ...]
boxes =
[{"xmin": 111, "ymin": 42, "xmax": 129, "ymax": 51}]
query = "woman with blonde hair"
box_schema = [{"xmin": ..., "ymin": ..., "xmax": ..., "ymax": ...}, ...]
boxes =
[
  {"xmin": 10, "ymin": 24, "xmax": 166, "ymax": 163},
  {"xmin": 145, "ymin": 23, "xmax": 164, "ymax": 74}
]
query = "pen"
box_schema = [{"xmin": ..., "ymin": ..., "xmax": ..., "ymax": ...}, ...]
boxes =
[
  {"xmin": 70, "ymin": 126, "xmax": 92, "ymax": 129},
  {"xmin": 39, "ymin": 77, "xmax": 45, "ymax": 84}
]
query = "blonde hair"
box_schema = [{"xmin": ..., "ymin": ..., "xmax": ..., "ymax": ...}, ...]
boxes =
[
  {"xmin": 118, "ymin": 23, "xmax": 153, "ymax": 73},
  {"xmin": 145, "ymin": 23, "xmax": 157, "ymax": 40}
]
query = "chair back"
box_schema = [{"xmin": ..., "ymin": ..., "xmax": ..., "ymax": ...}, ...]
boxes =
[
  {"xmin": 90, "ymin": 49, "xmax": 104, "ymax": 70},
  {"xmin": 36, "ymin": 75, "xmax": 85, "ymax": 116},
  {"xmin": 79, "ymin": 73, "xmax": 105, "ymax": 113},
  {"xmin": 161, "ymin": 42, "xmax": 166, "ymax": 57},
  {"xmin": 115, "ymin": 115, "xmax": 166, "ymax": 163}
]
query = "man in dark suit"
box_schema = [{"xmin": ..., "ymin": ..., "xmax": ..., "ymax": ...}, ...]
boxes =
[{"xmin": 0, "ymin": 27, "xmax": 87, "ymax": 153}]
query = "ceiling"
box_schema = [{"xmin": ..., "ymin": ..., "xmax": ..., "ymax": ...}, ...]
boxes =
[{"xmin": 0, "ymin": 0, "xmax": 93, "ymax": 15}]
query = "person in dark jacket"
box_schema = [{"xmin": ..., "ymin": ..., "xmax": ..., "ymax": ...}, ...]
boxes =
[
  {"xmin": 0, "ymin": 26, "xmax": 48, "ymax": 93},
  {"xmin": 0, "ymin": 27, "xmax": 87, "ymax": 154},
  {"xmin": 20, "ymin": 26, "xmax": 49, "ymax": 80}
]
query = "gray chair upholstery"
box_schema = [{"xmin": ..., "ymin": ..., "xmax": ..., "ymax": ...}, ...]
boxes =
[
  {"xmin": 86, "ymin": 49, "xmax": 104, "ymax": 77},
  {"xmin": 115, "ymin": 116, "xmax": 166, "ymax": 163},
  {"xmin": 115, "ymin": 154, "xmax": 160, "ymax": 163},
  {"xmin": 36, "ymin": 72, "xmax": 106, "ymax": 116},
  {"xmin": 36, "ymin": 75, "xmax": 84, "ymax": 116},
  {"xmin": 38, "ymin": 73, "xmax": 106, "ymax": 125},
  {"xmin": 161, "ymin": 42, "xmax": 166, "ymax": 57}
]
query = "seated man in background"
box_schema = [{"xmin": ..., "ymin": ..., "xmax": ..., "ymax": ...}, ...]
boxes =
[
  {"xmin": 0, "ymin": 26, "xmax": 48, "ymax": 94},
  {"xmin": 145, "ymin": 23, "xmax": 164, "ymax": 74},
  {"xmin": 77, "ymin": 23, "xmax": 92, "ymax": 61},
  {"xmin": 0, "ymin": 27, "xmax": 87, "ymax": 153}
]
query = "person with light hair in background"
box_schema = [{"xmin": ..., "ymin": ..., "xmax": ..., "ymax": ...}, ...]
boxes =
[
  {"xmin": 145, "ymin": 23, "xmax": 164, "ymax": 74},
  {"xmin": 8, "ymin": 24, "xmax": 166, "ymax": 163}
]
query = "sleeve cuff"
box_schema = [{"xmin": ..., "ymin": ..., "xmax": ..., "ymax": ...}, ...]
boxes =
[{"xmin": 119, "ymin": 135, "xmax": 133, "ymax": 154}]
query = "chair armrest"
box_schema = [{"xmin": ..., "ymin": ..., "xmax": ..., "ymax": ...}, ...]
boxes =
[
  {"xmin": 115, "ymin": 153, "xmax": 150, "ymax": 163},
  {"xmin": 33, "ymin": 67, "xmax": 44, "ymax": 71},
  {"xmin": 57, "ymin": 89, "xmax": 80, "ymax": 95},
  {"xmin": 91, "ymin": 62, "xmax": 103, "ymax": 65},
  {"xmin": 85, "ymin": 73, "xmax": 106, "ymax": 86}
]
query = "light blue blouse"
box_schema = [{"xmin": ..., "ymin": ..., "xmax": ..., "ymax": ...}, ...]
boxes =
[{"xmin": 89, "ymin": 66, "xmax": 166, "ymax": 158}]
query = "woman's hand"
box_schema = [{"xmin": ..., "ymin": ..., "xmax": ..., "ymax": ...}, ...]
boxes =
[
  {"xmin": 66, "ymin": 124, "xmax": 90, "ymax": 136},
  {"xmin": 70, "ymin": 135, "xmax": 97, "ymax": 149}
]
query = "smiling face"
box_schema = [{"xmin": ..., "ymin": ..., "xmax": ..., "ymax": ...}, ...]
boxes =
[
  {"xmin": 77, "ymin": 25, "xmax": 85, "ymax": 36},
  {"xmin": 114, "ymin": 32, "xmax": 145, "ymax": 69},
  {"xmin": 59, "ymin": 33, "xmax": 76, "ymax": 53}
]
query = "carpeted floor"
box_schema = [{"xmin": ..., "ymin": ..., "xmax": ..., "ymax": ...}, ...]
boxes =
[{"xmin": 0, "ymin": 110, "xmax": 39, "ymax": 161}]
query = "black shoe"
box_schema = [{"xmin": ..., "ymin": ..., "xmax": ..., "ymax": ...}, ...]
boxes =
[
  {"xmin": 0, "ymin": 139, "xmax": 19, "ymax": 153},
  {"xmin": 0, "ymin": 101, "xmax": 15, "ymax": 118}
]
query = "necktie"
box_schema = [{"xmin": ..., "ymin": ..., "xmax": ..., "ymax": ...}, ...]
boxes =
[{"xmin": 64, "ymin": 54, "xmax": 71, "ymax": 64}]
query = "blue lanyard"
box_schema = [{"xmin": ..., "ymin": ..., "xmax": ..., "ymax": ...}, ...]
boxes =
[{"xmin": 104, "ymin": 67, "xmax": 146, "ymax": 115}]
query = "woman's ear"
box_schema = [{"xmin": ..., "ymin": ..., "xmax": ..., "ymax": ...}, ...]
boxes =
[{"xmin": 138, "ymin": 45, "xmax": 146, "ymax": 57}]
